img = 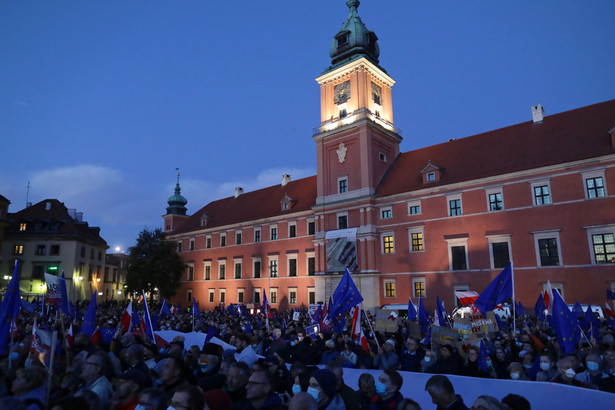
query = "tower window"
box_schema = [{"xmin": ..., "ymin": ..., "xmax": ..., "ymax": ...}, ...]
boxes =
[{"xmin": 337, "ymin": 32, "xmax": 349, "ymax": 47}]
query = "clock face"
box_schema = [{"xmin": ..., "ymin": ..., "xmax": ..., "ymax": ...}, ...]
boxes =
[{"xmin": 334, "ymin": 80, "xmax": 350, "ymax": 104}]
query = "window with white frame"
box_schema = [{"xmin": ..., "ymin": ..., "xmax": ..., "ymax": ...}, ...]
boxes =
[
  {"xmin": 269, "ymin": 256, "xmax": 278, "ymax": 277},
  {"xmin": 203, "ymin": 261, "xmax": 211, "ymax": 280},
  {"xmin": 384, "ymin": 279, "xmax": 396, "ymax": 297},
  {"xmin": 220, "ymin": 233, "xmax": 226, "ymax": 247},
  {"xmin": 254, "ymin": 288, "xmax": 261, "ymax": 305},
  {"xmin": 306, "ymin": 252, "xmax": 315, "ymax": 276},
  {"xmin": 408, "ymin": 227, "xmax": 424, "ymax": 252},
  {"xmin": 289, "ymin": 222, "xmax": 297, "ymax": 238},
  {"xmin": 234, "ymin": 260, "xmax": 242, "ymax": 279},
  {"xmin": 408, "ymin": 201, "xmax": 421, "ymax": 215},
  {"xmin": 289, "ymin": 287, "xmax": 297, "ymax": 305},
  {"xmin": 427, "ymin": 172, "xmax": 435, "ymax": 182},
  {"xmin": 381, "ymin": 232, "xmax": 395, "ymax": 254},
  {"xmin": 412, "ymin": 277, "xmax": 426, "ymax": 298},
  {"xmin": 237, "ymin": 288, "xmax": 244, "ymax": 304},
  {"xmin": 585, "ymin": 224, "xmax": 615, "ymax": 264},
  {"xmin": 254, "ymin": 228, "xmax": 261, "ymax": 243},
  {"xmin": 448, "ymin": 194, "xmax": 462, "ymax": 216},
  {"xmin": 381, "ymin": 207, "xmax": 392, "ymax": 219},
  {"xmin": 218, "ymin": 261, "xmax": 226, "ymax": 279},
  {"xmin": 533, "ymin": 230, "xmax": 562, "ymax": 267},
  {"xmin": 531, "ymin": 181, "xmax": 551, "ymax": 205},
  {"xmin": 307, "ymin": 220, "xmax": 315, "ymax": 235},
  {"xmin": 253, "ymin": 258, "xmax": 262, "ymax": 278},
  {"xmin": 308, "ymin": 287, "xmax": 316, "ymax": 305},
  {"xmin": 236, "ymin": 231, "xmax": 242, "ymax": 245},
  {"xmin": 487, "ymin": 235, "xmax": 512, "ymax": 269},
  {"xmin": 446, "ymin": 237, "xmax": 469, "ymax": 271},
  {"xmin": 186, "ymin": 265, "xmax": 194, "ymax": 281},
  {"xmin": 485, "ymin": 188, "xmax": 504, "ymax": 212},
  {"xmin": 338, "ymin": 176, "xmax": 348, "ymax": 194},
  {"xmin": 208, "ymin": 289, "xmax": 214, "ymax": 303},
  {"xmin": 189, "ymin": 239, "xmax": 195, "ymax": 251},
  {"xmin": 582, "ymin": 171, "xmax": 607, "ymax": 199},
  {"xmin": 270, "ymin": 288, "xmax": 278, "ymax": 304},
  {"xmin": 337, "ymin": 213, "xmax": 348, "ymax": 229},
  {"xmin": 288, "ymin": 255, "xmax": 298, "ymax": 277},
  {"xmin": 206, "ymin": 236, "xmax": 212, "ymax": 249},
  {"xmin": 220, "ymin": 289, "xmax": 226, "ymax": 304},
  {"xmin": 270, "ymin": 226, "xmax": 278, "ymax": 241}
]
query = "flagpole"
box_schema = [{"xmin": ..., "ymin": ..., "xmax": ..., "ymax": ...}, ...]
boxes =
[
  {"xmin": 45, "ymin": 330, "xmax": 58, "ymax": 410},
  {"xmin": 511, "ymin": 262, "xmax": 516, "ymax": 336},
  {"xmin": 361, "ymin": 303, "xmax": 380, "ymax": 349},
  {"xmin": 192, "ymin": 302, "xmax": 195, "ymax": 332}
]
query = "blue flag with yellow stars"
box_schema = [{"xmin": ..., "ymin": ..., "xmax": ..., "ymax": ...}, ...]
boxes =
[
  {"xmin": 0, "ymin": 261, "xmax": 21, "ymax": 355},
  {"xmin": 327, "ymin": 268, "xmax": 363, "ymax": 319},
  {"xmin": 551, "ymin": 289, "xmax": 581, "ymax": 355},
  {"xmin": 81, "ymin": 292, "xmax": 97, "ymax": 337},
  {"xmin": 474, "ymin": 262, "xmax": 513, "ymax": 316}
]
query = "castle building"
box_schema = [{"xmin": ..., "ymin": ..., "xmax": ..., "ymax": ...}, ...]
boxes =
[{"xmin": 165, "ymin": 1, "xmax": 615, "ymax": 313}]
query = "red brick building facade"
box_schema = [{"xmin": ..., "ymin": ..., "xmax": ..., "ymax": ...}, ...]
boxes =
[{"xmin": 165, "ymin": 2, "xmax": 615, "ymax": 313}]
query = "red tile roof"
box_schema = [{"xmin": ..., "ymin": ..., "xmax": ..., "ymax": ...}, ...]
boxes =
[
  {"xmin": 377, "ymin": 99, "xmax": 615, "ymax": 196},
  {"xmin": 172, "ymin": 176, "xmax": 317, "ymax": 233}
]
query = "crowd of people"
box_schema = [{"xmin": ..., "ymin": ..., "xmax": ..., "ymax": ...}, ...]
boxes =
[{"xmin": 0, "ymin": 298, "xmax": 614, "ymax": 409}]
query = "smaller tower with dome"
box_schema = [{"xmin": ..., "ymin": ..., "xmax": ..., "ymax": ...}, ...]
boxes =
[{"xmin": 163, "ymin": 169, "xmax": 189, "ymax": 232}]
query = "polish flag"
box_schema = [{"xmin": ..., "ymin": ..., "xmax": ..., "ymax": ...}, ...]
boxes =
[
  {"xmin": 91, "ymin": 327, "xmax": 102, "ymax": 345},
  {"xmin": 605, "ymin": 303, "xmax": 615, "ymax": 320},
  {"xmin": 66, "ymin": 324, "xmax": 73, "ymax": 350},
  {"xmin": 455, "ymin": 291, "xmax": 479, "ymax": 306},
  {"xmin": 350, "ymin": 304, "xmax": 368, "ymax": 352},
  {"xmin": 388, "ymin": 310, "xmax": 398, "ymax": 321},
  {"xmin": 433, "ymin": 310, "xmax": 441, "ymax": 326},
  {"xmin": 120, "ymin": 301, "xmax": 134, "ymax": 332},
  {"xmin": 544, "ymin": 281, "xmax": 554, "ymax": 316}
]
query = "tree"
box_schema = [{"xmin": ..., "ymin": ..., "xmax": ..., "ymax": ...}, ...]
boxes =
[{"xmin": 127, "ymin": 227, "xmax": 185, "ymax": 301}]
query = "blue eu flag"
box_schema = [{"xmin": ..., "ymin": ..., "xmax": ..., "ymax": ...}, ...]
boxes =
[
  {"xmin": 327, "ymin": 268, "xmax": 363, "ymax": 319},
  {"xmin": 474, "ymin": 263, "xmax": 513, "ymax": 316},
  {"xmin": 552, "ymin": 289, "xmax": 581, "ymax": 355},
  {"xmin": 0, "ymin": 261, "xmax": 21, "ymax": 355}
]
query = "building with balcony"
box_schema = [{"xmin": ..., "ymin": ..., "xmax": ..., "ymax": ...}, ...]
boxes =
[{"xmin": 164, "ymin": 1, "xmax": 615, "ymax": 313}]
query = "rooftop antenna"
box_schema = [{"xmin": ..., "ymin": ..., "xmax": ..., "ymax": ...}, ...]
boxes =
[{"xmin": 26, "ymin": 181, "xmax": 30, "ymax": 208}]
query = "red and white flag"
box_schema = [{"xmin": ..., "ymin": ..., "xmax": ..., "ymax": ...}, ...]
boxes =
[
  {"xmin": 388, "ymin": 310, "xmax": 398, "ymax": 321},
  {"xmin": 350, "ymin": 304, "xmax": 368, "ymax": 352},
  {"xmin": 66, "ymin": 324, "xmax": 73, "ymax": 350},
  {"xmin": 30, "ymin": 318, "xmax": 52, "ymax": 367},
  {"xmin": 605, "ymin": 303, "xmax": 615, "ymax": 320},
  {"xmin": 120, "ymin": 301, "xmax": 134, "ymax": 332},
  {"xmin": 455, "ymin": 291, "xmax": 480, "ymax": 306},
  {"xmin": 544, "ymin": 280, "xmax": 554, "ymax": 316}
]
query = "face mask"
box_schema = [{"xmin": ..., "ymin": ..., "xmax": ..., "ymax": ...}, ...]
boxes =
[
  {"xmin": 565, "ymin": 368, "xmax": 576, "ymax": 378},
  {"xmin": 292, "ymin": 384, "xmax": 301, "ymax": 395},
  {"xmin": 510, "ymin": 372, "xmax": 520, "ymax": 380},
  {"xmin": 307, "ymin": 387, "xmax": 321, "ymax": 402},
  {"xmin": 523, "ymin": 364, "xmax": 532, "ymax": 370},
  {"xmin": 375, "ymin": 381, "xmax": 387, "ymax": 395},
  {"xmin": 424, "ymin": 357, "xmax": 431, "ymax": 363},
  {"xmin": 290, "ymin": 341, "xmax": 296, "ymax": 347},
  {"xmin": 540, "ymin": 362, "xmax": 551, "ymax": 371},
  {"xmin": 135, "ymin": 406, "xmax": 146, "ymax": 410},
  {"xmin": 167, "ymin": 407, "xmax": 176, "ymax": 410},
  {"xmin": 486, "ymin": 360, "xmax": 492, "ymax": 368},
  {"xmin": 298, "ymin": 337, "xmax": 303, "ymax": 342},
  {"xmin": 587, "ymin": 361, "xmax": 599, "ymax": 372}
]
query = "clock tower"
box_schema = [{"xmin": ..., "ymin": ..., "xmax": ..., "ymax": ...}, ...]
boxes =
[{"xmin": 312, "ymin": 0, "xmax": 402, "ymax": 303}]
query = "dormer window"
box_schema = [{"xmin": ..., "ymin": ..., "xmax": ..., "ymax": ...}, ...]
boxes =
[
  {"xmin": 336, "ymin": 32, "xmax": 349, "ymax": 47},
  {"xmin": 280, "ymin": 193, "xmax": 295, "ymax": 211},
  {"xmin": 427, "ymin": 172, "xmax": 435, "ymax": 182},
  {"xmin": 421, "ymin": 160, "xmax": 444, "ymax": 184}
]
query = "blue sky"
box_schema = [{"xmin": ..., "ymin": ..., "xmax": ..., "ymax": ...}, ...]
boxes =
[{"xmin": 1, "ymin": 1, "xmax": 614, "ymax": 252}]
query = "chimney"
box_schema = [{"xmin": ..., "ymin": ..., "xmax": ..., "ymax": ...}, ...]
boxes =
[
  {"xmin": 281, "ymin": 174, "xmax": 291, "ymax": 186},
  {"xmin": 610, "ymin": 127, "xmax": 615, "ymax": 149},
  {"xmin": 532, "ymin": 103, "xmax": 545, "ymax": 123},
  {"xmin": 234, "ymin": 187, "xmax": 243, "ymax": 198}
]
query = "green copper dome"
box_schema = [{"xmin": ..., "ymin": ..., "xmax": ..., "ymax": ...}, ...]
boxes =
[
  {"xmin": 166, "ymin": 172, "xmax": 187, "ymax": 216},
  {"xmin": 326, "ymin": 0, "xmax": 382, "ymax": 72}
]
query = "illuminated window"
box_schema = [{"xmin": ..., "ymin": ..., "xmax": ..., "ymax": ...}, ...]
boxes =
[
  {"xmin": 592, "ymin": 233, "xmax": 614, "ymax": 264},
  {"xmin": 13, "ymin": 245, "xmax": 23, "ymax": 255},
  {"xmin": 19, "ymin": 223, "xmax": 26, "ymax": 231},
  {"xmin": 413, "ymin": 278, "xmax": 426, "ymax": 298},
  {"xmin": 220, "ymin": 289, "xmax": 226, "ymax": 304},
  {"xmin": 269, "ymin": 259, "xmax": 278, "ymax": 277},
  {"xmin": 384, "ymin": 280, "xmax": 396, "ymax": 297},
  {"xmin": 270, "ymin": 288, "xmax": 278, "ymax": 304},
  {"xmin": 411, "ymin": 232, "xmax": 424, "ymax": 252},
  {"xmin": 382, "ymin": 234, "xmax": 394, "ymax": 254},
  {"xmin": 289, "ymin": 288, "xmax": 297, "ymax": 305}
]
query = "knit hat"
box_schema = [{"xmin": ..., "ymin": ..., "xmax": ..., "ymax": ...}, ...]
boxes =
[
  {"xmin": 202, "ymin": 342, "xmax": 223, "ymax": 357},
  {"xmin": 311, "ymin": 369, "xmax": 337, "ymax": 399}
]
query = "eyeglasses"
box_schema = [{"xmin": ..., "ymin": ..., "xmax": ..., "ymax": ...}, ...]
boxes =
[
  {"xmin": 169, "ymin": 401, "xmax": 190, "ymax": 410},
  {"xmin": 247, "ymin": 381, "xmax": 269, "ymax": 386}
]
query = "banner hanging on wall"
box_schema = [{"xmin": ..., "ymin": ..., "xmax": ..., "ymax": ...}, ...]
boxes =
[{"xmin": 325, "ymin": 228, "xmax": 358, "ymax": 273}]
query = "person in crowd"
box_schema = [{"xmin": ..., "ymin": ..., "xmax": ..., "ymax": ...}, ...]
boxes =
[
  {"xmin": 308, "ymin": 369, "xmax": 345, "ymax": 410},
  {"xmin": 136, "ymin": 387, "xmax": 169, "ymax": 410},
  {"xmin": 433, "ymin": 345, "xmax": 460, "ymax": 375},
  {"xmin": 223, "ymin": 361, "xmax": 250, "ymax": 409},
  {"xmin": 158, "ymin": 356, "xmax": 187, "ymax": 400},
  {"xmin": 400, "ymin": 337, "xmax": 424, "ymax": 372},
  {"xmin": 234, "ymin": 333, "xmax": 259, "ymax": 367},
  {"xmin": 535, "ymin": 351, "xmax": 557, "ymax": 382},
  {"xmin": 339, "ymin": 342, "xmax": 358, "ymax": 367},
  {"xmin": 552, "ymin": 356, "xmax": 587, "ymax": 387},
  {"xmin": 370, "ymin": 369, "xmax": 404, "ymax": 410},
  {"xmin": 110, "ymin": 368, "xmax": 149, "ymax": 410},
  {"xmin": 245, "ymin": 369, "xmax": 285, "ymax": 410},
  {"xmin": 471, "ymin": 395, "xmax": 506, "ymax": 410},
  {"xmin": 420, "ymin": 349, "xmax": 437, "ymax": 373},
  {"xmin": 424, "ymin": 375, "xmax": 469, "ymax": 410},
  {"xmin": 326, "ymin": 361, "xmax": 359, "ymax": 410},
  {"xmin": 490, "ymin": 347, "xmax": 511, "ymax": 379},
  {"xmin": 10, "ymin": 366, "xmax": 47, "ymax": 410},
  {"xmin": 169, "ymin": 383, "xmax": 205, "ymax": 410},
  {"xmin": 197, "ymin": 343, "xmax": 225, "ymax": 392},
  {"xmin": 356, "ymin": 372, "xmax": 375, "ymax": 410},
  {"xmin": 288, "ymin": 391, "xmax": 317, "ymax": 410},
  {"xmin": 461, "ymin": 346, "xmax": 490, "ymax": 378},
  {"xmin": 76, "ymin": 351, "xmax": 113, "ymax": 409},
  {"xmin": 575, "ymin": 352, "xmax": 608, "ymax": 388},
  {"xmin": 373, "ymin": 339, "xmax": 399, "ymax": 370},
  {"xmin": 319, "ymin": 340, "xmax": 340, "ymax": 365},
  {"xmin": 397, "ymin": 398, "xmax": 422, "ymax": 410},
  {"xmin": 501, "ymin": 393, "xmax": 531, "ymax": 410},
  {"xmin": 507, "ymin": 362, "xmax": 529, "ymax": 381}
]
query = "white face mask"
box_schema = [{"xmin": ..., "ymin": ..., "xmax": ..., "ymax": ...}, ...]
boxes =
[
  {"xmin": 540, "ymin": 362, "xmax": 551, "ymax": 371},
  {"xmin": 565, "ymin": 368, "xmax": 576, "ymax": 378},
  {"xmin": 510, "ymin": 372, "xmax": 520, "ymax": 380}
]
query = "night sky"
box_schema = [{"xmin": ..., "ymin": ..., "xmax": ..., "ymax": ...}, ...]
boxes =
[{"xmin": 1, "ymin": 1, "xmax": 614, "ymax": 251}]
